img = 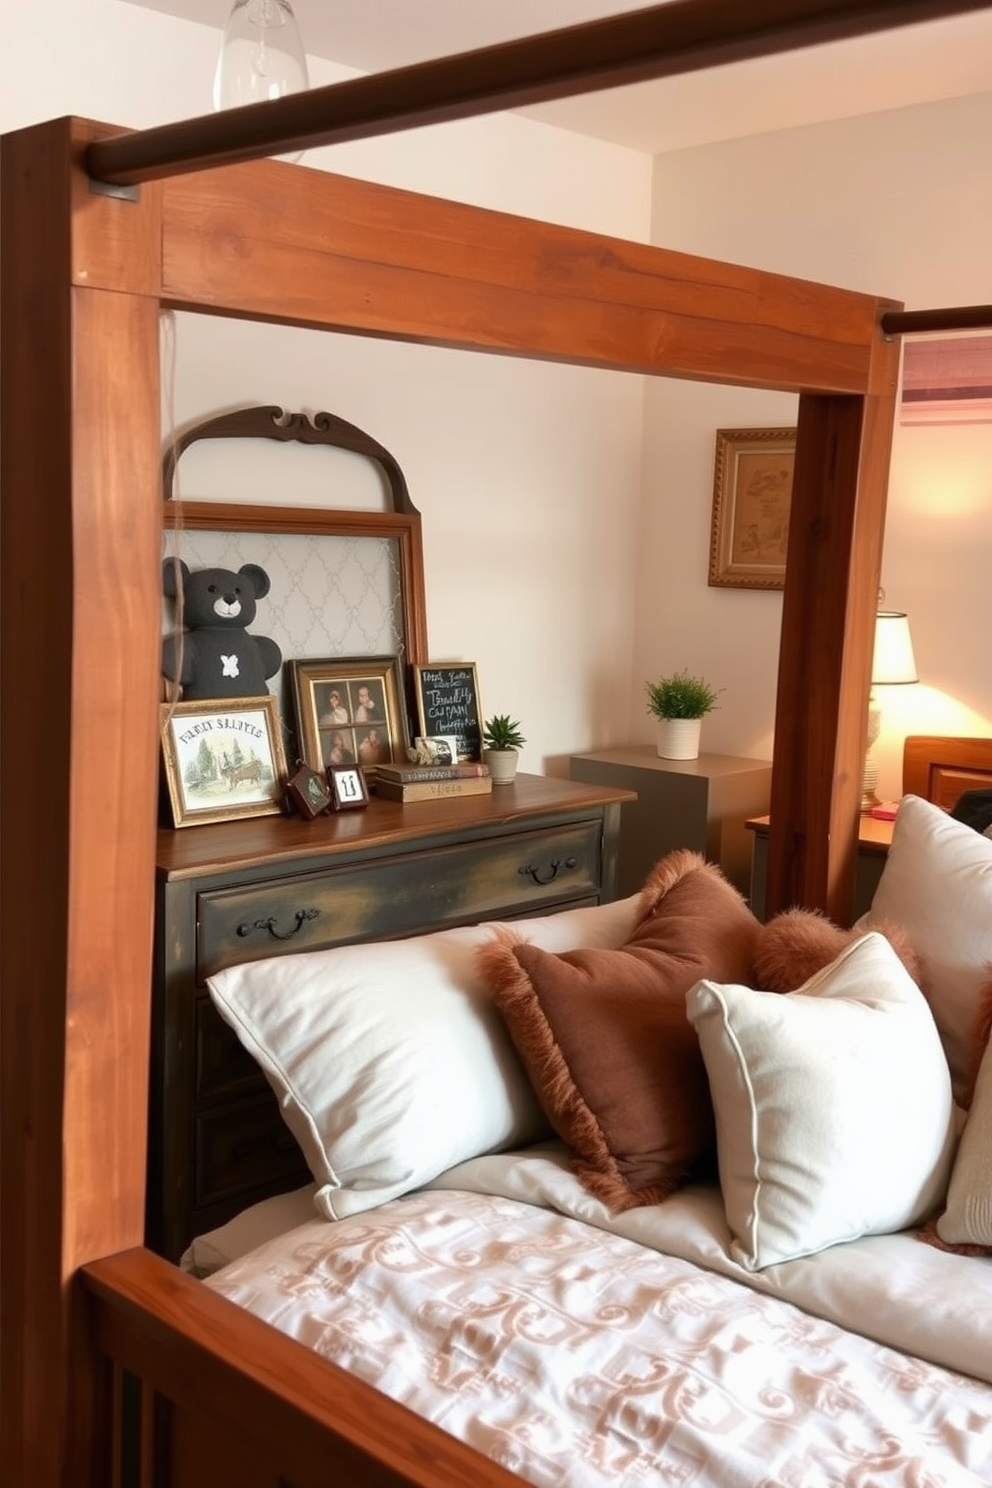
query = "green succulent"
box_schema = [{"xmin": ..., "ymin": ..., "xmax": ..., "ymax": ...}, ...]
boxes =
[
  {"xmin": 644, "ymin": 669, "xmax": 721, "ymax": 720},
  {"xmin": 483, "ymin": 714, "xmax": 526, "ymax": 751}
]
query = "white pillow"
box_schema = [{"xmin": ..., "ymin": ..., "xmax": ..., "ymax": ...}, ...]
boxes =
[
  {"xmin": 687, "ymin": 933, "xmax": 957, "ymax": 1271},
  {"xmin": 869, "ymin": 793, "xmax": 992, "ymax": 1104},
  {"xmin": 207, "ymin": 894, "xmax": 640, "ymax": 1221},
  {"xmin": 938, "ymin": 1028, "xmax": 992, "ymax": 1248}
]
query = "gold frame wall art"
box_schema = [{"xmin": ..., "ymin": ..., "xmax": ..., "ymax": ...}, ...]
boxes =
[
  {"xmin": 708, "ymin": 427, "xmax": 796, "ymax": 591},
  {"xmin": 159, "ymin": 696, "xmax": 288, "ymax": 827}
]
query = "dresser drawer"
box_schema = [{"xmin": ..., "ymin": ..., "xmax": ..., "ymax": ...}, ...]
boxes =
[
  {"xmin": 195, "ymin": 1095, "xmax": 307, "ymax": 1209},
  {"xmin": 196, "ymin": 820, "xmax": 602, "ymax": 979},
  {"xmin": 196, "ymin": 994, "xmax": 266, "ymax": 1102}
]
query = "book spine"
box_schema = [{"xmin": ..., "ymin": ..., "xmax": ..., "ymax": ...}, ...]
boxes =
[
  {"xmin": 376, "ymin": 763, "xmax": 489, "ymax": 784},
  {"xmin": 376, "ymin": 776, "xmax": 493, "ymax": 802}
]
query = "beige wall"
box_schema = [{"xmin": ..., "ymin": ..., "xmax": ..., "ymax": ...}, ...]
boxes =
[{"xmin": 637, "ymin": 93, "xmax": 992, "ymax": 800}]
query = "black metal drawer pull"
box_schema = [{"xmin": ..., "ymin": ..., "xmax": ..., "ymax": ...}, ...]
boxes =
[
  {"xmin": 518, "ymin": 855, "xmax": 577, "ymax": 887},
  {"xmin": 236, "ymin": 907, "xmax": 321, "ymax": 941}
]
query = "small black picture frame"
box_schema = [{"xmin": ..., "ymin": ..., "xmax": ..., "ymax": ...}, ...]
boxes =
[
  {"xmin": 326, "ymin": 763, "xmax": 370, "ymax": 812},
  {"xmin": 285, "ymin": 760, "xmax": 333, "ymax": 820}
]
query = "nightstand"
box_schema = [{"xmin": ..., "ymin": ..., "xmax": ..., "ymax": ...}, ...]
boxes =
[
  {"xmin": 568, "ymin": 747, "xmax": 772, "ymax": 898},
  {"xmin": 746, "ymin": 813, "xmax": 894, "ymax": 922}
]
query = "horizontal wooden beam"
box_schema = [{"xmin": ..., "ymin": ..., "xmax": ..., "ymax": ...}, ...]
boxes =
[
  {"xmin": 140, "ymin": 161, "xmax": 897, "ymax": 395},
  {"xmin": 85, "ymin": 0, "xmax": 992, "ymax": 185}
]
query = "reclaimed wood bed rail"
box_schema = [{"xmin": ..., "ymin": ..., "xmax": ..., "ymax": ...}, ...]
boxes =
[{"xmin": 81, "ymin": 1248, "xmax": 522, "ymax": 1488}]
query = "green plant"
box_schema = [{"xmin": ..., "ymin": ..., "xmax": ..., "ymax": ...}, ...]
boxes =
[
  {"xmin": 645, "ymin": 669, "xmax": 721, "ymax": 721},
  {"xmin": 483, "ymin": 714, "xmax": 526, "ymax": 751}
]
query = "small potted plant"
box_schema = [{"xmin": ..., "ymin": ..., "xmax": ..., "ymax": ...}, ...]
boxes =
[
  {"xmin": 482, "ymin": 714, "xmax": 526, "ymax": 785},
  {"xmin": 645, "ymin": 669, "xmax": 721, "ymax": 760}
]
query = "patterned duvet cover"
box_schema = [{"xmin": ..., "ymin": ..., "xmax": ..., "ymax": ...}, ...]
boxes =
[{"xmin": 206, "ymin": 1144, "xmax": 992, "ymax": 1488}]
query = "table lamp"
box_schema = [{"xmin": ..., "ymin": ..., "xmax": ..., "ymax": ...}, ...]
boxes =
[{"xmin": 862, "ymin": 609, "xmax": 918, "ymax": 811}]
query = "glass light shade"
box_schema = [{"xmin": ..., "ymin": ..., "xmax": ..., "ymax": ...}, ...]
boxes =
[
  {"xmin": 213, "ymin": 0, "xmax": 309, "ymax": 112},
  {"xmin": 871, "ymin": 611, "xmax": 919, "ymax": 686}
]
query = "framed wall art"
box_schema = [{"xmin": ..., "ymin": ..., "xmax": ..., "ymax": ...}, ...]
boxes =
[
  {"xmin": 708, "ymin": 426, "xmax": 796, "ymax": 591},
  {"xmin": 288, "ymin": 655, "xmax": 408, "ymax": 777},
  {"xmin": 413, "ymin": 663, "xmax": 484, "ymax": 763},
  {"xmin": 159, "ymin": 696, "xmax": 288, "ymax": 828}
]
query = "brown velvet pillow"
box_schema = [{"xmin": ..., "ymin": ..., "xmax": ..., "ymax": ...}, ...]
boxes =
[
  {"xmin": 753, "ymin": 906, "xmax": 921, "ymax": 993},
  {"xmin": 476, "ymin": 849, "xmax": 760, "ymax": 1213}
]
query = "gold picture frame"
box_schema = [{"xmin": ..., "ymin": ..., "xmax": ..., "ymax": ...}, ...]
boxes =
[
  {"xmin": 708, "ymin": 427, "xmax": 796, "ymax": 591},
  {"xmin": 159, "ymin": 696, "xmax": 288, "ymax": 828},
  {"xmin": 288, "ymin": 655, "xmax": 409, "ymax": 778}
]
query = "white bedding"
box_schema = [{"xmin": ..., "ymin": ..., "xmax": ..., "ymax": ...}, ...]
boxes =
[{"xmin": 205, "ymin": 1143, "xmax": 992, "ymax": 1487}]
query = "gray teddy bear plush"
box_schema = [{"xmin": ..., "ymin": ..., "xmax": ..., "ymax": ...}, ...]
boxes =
[{"xmin": 162, "ymin": 558, "xmax": 282, "ymax": 700}]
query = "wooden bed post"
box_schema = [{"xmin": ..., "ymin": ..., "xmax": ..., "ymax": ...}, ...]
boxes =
[
  {"xmin": 766, "ymin": 337, "xmax": 901, "ymax": 924},
  {"xmin": 0, "ymin": 118, "xmax": 164, "ymax": 1486}
]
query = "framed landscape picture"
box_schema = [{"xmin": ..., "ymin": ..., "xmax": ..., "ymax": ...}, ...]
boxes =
[{"xmin": 159, "ymin": 696, "xmax": 288, "ymax": 827}]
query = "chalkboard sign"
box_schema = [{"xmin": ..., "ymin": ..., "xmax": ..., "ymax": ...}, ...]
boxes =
[{"xmin": 413, "ymin": 663, "xmax": 483, "ymax": 762}]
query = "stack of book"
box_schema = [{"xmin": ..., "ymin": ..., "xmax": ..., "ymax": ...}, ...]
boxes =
[{"xmin": 374, "ymin": 761, "xmax": 492, "ymax": 802}]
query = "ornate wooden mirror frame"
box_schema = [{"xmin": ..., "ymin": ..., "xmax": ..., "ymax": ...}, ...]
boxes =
[{"xmin": 162, "ymin": 404, "xmax": 429, "ymax": 672}]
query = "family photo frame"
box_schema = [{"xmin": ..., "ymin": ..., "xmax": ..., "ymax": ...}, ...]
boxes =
[
  {"xmin": 288, "ymin": 655, "xmax": 408, "ymax": 778},
  {"xmin": 708, "ymin": 426, "xmax": 796, "ymax": 591},
  {"xmin": 159, "ymin": 696, "xmax": 288, "ymax": 828}
]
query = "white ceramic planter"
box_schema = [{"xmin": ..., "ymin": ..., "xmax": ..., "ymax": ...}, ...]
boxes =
[
  {"xmin": 484, "ymin": 748, "xmax": 519, "ymax": 784},
  {"xmin": 655, "ymin": 718, "xmax": 702, "ymax": 760}
]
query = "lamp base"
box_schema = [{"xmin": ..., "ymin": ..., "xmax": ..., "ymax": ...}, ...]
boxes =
[
  {"xmin": 861, "ymin": 694, "xmax": 882, "ymax": 814},
  {"xmin": 861, "ymin": 775, "xmax": 881, "ymax": 814}
]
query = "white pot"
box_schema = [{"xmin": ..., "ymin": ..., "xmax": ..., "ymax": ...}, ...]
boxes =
[
  {"xmin": 484, "ymin": 748, "xmax": 519, "ymax": 784},
  {"xmin": 655, "ymin": 718, "xmax": 702, "ymax": 760}
]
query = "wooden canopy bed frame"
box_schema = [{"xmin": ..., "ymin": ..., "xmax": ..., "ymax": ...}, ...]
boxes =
[{"xmin": 4, "ymin": 2, "xmax": 992, "ymax": 1484}]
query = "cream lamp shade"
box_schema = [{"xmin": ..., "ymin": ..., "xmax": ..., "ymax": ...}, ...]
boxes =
[
  {"xmin": 863, "ymin": 610, "xmax": 919, "ymax": 811},
  {"xmin": 871, "ymin": 610, "xmax": 919, "ymax": 687}
]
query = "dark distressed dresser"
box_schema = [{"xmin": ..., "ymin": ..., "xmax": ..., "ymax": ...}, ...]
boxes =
[{"xmin": 149, "ymin": 773, "xmax": 633, "ymax": 1260}]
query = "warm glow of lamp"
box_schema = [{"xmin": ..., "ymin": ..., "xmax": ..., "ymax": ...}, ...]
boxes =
[
  {"xmin": 862, "ymin": 609, "xmax": 919, "ymax": 811},
  {"xmin": 213, "ymin": 0, "xmax": 309, "ymax": 113}
]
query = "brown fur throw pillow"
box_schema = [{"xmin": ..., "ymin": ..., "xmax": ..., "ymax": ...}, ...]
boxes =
[
  {"xmin": 753, "ymin": 907, "xmax": 921, "ymax": 993},
  {"xmin": 476, "ymin": 849, "xmax": 760, "ymax": 1213}
]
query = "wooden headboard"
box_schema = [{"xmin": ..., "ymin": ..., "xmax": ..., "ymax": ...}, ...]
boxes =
[{"xmin": 904, "ymin": 736, "xmax": 992, "ymax": 809}]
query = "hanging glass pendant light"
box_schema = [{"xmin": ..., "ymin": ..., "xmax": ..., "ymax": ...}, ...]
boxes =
[{"xmin": 213, "ymin": 0, "xmax": 309, "ymax": 112}]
